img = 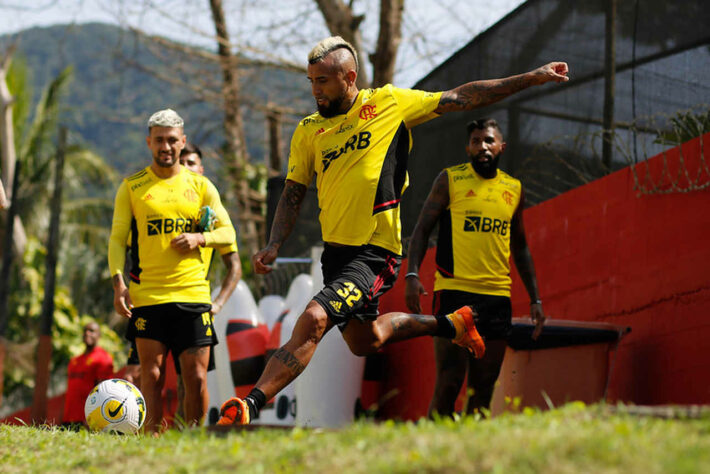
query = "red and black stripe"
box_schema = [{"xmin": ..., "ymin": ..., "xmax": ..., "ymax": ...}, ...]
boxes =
[
  {"xmin": 372, "ymin": 122, "xmax": 409, "ymax": 215},
  {"xmin": 128, "ymin": 217, "xmax": 142, "ymax": 283},
  {"xmin": 435, "ymin": 209, "xmax": 454, "ymax": 278}
]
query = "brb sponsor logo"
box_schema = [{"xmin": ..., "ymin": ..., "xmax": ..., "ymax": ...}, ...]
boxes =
[
  {"xmin": 147, "ymin": 217, "xmax": 195, "ymax": 236},
  {"xmin": 463, "ymin": 216, "xmax": 509, "ymax": 236},
  {"xmin": 321, "ymin": 131, "xmax": 372, "ymax": 172}
]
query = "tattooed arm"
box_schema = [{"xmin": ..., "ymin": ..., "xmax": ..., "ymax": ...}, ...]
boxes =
[
  {"xmin": 434, "ymin": 62, "xmax": 569, "ymax": 114},
  {"xmin": 405, "ymin": 171, "xmax": 450, "ymax": 314},
  {"xmin": 210, "ymin": 251, "xmax": 242, "ymax": 316},
  {"xmin": 252, "ymin": 179, "xmax": 308, "ymax": 274},
  {"xmin": 510, "ymin": 190, "xmax": 545, "ymax": 340}
]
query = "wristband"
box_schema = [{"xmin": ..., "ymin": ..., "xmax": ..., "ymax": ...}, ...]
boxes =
[
  {"xmin": 404, "ymin": 272, "xmax": 419, "ymax": 279},
  {"xmin": 531, "ymin": 299, "xmax": 542, "ymax": 305}
]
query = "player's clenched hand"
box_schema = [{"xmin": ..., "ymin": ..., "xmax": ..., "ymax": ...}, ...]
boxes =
[
  {"xmin": 530, "ymin": 303, "xmax": 546, "ymax": 340},
  {"xmin": 209, "ymin": 301, "xmax": 223, "ymax": 316},
  {"xmin": 253, "ymin": 244, "xmax": 279, "ymax": 274},
  {"xmin": 405, "ymin": 276, "xmax": 428, "ymax": 314},
  {"xmin": 114, "ymin": 287, "xmax": 133, "ymax": 318},
  {"xmin": 533, "ymin": 62, "xmax": 569, "ymax": 84},
  {"xmin": 171, "ymin": 233, "xmax": 206, "ymax": 252}
]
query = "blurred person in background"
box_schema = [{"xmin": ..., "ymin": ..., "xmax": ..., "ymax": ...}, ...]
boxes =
[{"xmin": 61, "ymin": 321, "xmax": 114, "ymax": 429}]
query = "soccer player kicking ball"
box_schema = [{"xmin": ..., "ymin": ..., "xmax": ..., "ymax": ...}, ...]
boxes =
[{"xmin": 219, "ymin": 36, "xmax": 568, "ymax": 425}]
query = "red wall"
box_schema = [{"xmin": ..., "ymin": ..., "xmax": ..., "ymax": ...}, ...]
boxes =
[{"xmin": 379, "ymin": 133, "xmax": 710, "ymax": 418}]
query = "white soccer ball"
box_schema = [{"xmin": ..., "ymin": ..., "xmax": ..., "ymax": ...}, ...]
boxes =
[{"xmin": 84, "ymin": 378, "xmax": 146, "ymax": 434}]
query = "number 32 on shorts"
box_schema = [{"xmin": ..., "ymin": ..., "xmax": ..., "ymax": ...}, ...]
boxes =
[{"xmin": 336, "ymin": 281, "xmax": 362, "ymax": 307}]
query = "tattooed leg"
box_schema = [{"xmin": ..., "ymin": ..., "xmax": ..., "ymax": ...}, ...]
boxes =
[
  {"xmin": 255, "ymin": 300, "xmax": 334, "ymax": 400},
  {"xmin": 343, "ymin": 312, "xmax": 438, "ymax": 356},
  {"xmin": 384, "ymin": 312, "xmax": 439, "ymax": 341},
  {"xmin": 271, "ymin": 348, "xmax": 306, "ymax": 374}
]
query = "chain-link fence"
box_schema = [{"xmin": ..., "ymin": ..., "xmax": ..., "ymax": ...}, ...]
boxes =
[{"xmin": 264, "ymin": 0, "xmax": 710, "ymax": 257}]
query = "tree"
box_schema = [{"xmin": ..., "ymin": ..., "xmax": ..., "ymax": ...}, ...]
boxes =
[
  {"xmin": 104, "ymin": 0, "xmax": 414, "ymax": 256},
  {"xmin": 0, "ymin": 56, "xmax": 120, "ymax": 407},
  {"xmin": 30, "ymin": 127, "xmax": 65, "ymax": 423},
  {"xmin": 209, "ymin": 0, "xmax": 261, "ymax": 256},
  {"xmin": 0, "ymin": 46, "xmax": 28, "ymax": 256},
  {"xmin": 316, "ymin": 0, "xmax": 404, "ymax": 87}
]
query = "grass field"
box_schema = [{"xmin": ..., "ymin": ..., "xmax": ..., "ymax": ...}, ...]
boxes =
[{"xmin": 1, "ymin": 403, "xmax": 709, "ymax": 473}]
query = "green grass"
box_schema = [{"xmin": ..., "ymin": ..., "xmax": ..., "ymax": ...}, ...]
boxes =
[{"xmin": 2, "ymin": 403, "xmax": 710, "ymax": 473}]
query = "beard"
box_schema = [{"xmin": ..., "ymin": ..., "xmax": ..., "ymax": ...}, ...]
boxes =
[
  {"xmin": 154, "ymin": 152, "xmax": 177, "ymax": 168},
  {"xmin": 316, "ymin": 92, "xmax": 347, "ymax": 118},
  {"xmin": 471, "ymin": 152, "xmax": 501, "ymax": 178}
]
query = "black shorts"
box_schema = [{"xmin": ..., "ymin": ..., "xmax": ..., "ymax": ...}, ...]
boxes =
[
  {"xmin": 172, "ymin": 346, "xmax": 216, "ymax": 374},
  {"xmin": 127, "ymin": 340, "xmax": 139, "ymax": 366},
  {"xmin": 313, "ymin": 244, "xmax": 401, "ymax": 329},
  {"xmin": 126, "ymin": 339, "xmax": 216, "ymax": 373},
  {"xmin": 126, "ymin": 303, "xmax": 217, "ymax": 359},
  {"xmin": 433, "ymin": 290, "xmax": 512, "ymax": 341}
]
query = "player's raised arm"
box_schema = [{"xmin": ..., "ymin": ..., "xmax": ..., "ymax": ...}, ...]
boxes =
[
  {"xmin": 252, "ymin": 179, "xmax": 308, "ymax": 274},
  {"xmin": 434, "ymin": 62, "xmax": 569, "ymax": 115}
]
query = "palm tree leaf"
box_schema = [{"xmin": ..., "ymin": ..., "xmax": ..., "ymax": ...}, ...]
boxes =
[{"xmin": 18, "ymin": 66, "xmax": 73, "ymax": 163}]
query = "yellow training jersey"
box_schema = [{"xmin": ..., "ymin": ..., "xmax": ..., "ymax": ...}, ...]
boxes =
[
  {"xmin": 108, "ymin": 166, "xmax": 236, "ymax": 308},
  {"xmin": 128, "ymin": 234, "xmax": 238, "ymax": 281},
  {"xmin": 286, "ymin": 85, "xmax": 442, "ymax": 255},
  {"xmin": 434, "ymin": 164, "xmax": 522, "ymax": 296}
]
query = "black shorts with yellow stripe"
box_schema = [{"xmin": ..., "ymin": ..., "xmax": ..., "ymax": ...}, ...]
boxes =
[
  {"xmin": 313, "ymin": 243, "xmax": 401, "ymax": 330},
  {"xmin": 126, "ymin": 303, "xmax": 217, "ymax": 358}
]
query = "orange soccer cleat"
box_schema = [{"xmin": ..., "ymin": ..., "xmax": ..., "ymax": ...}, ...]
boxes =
[
  {"xmin": 217, "ymin": 397, "xmax": 251, "ymax": 426},
  {"xmin": 447, "ymin": 305, "xmax": 486, "ymax": 358}
]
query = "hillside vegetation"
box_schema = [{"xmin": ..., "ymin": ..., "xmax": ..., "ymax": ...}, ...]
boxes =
[{"xmin": 1, "ymin": 23, "xmax": 311, "ymax": 176}]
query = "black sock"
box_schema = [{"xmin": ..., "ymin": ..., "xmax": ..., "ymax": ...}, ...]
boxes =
[
  {"xmin": 245, "ymin": 387, "xmax": 266, "ymax": 419},
  {"xmin": 434, "ymin": 314, "xmax": 456, "ymax": 338}
]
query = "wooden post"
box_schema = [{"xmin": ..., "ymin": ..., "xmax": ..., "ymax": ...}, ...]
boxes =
[
  {"xmin": 30, "ymin": 127, "xmax": 66, "ymax": 424},
  {"xmin": 267, "ymin": 106, "xmax": 283, "ymax": 175},
  {"xmin": 602, "ymin": 0, "xmax": 617, "ymax": 171}
]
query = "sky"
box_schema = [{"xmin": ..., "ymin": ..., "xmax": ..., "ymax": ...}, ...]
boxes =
[{"xmin": 0, "ymin": 0, "xmax": 526, "ymax": 86}]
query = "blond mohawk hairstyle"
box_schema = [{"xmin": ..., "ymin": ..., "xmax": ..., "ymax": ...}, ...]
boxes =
[
  {"xmin": 147, "ymin": 108, "xmax": 184, "ymax": 129},
  {"xmin": 308, "ymin": 36, "xmax": 359, "ymax": 73}
]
